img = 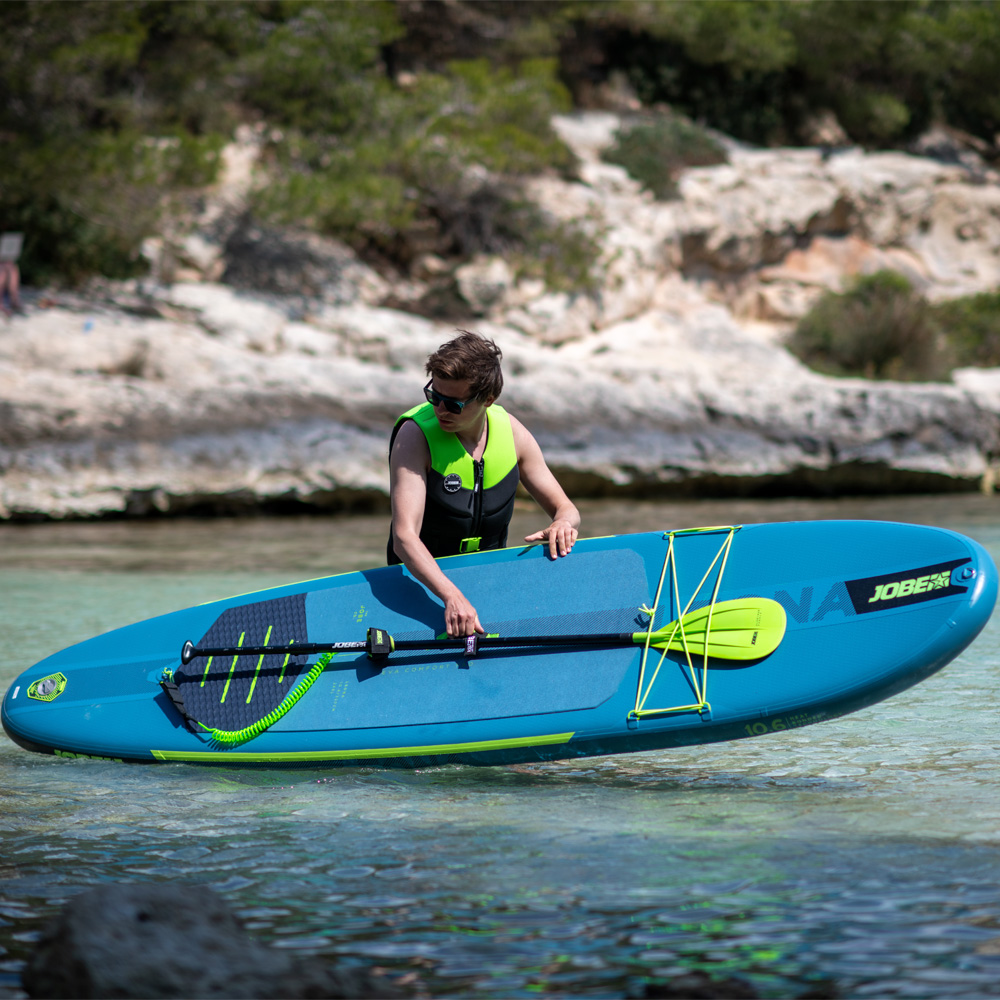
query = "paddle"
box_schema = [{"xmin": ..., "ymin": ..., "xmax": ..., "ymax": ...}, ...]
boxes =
[{"xmin": 180, "ymin": 597, "xmax": 786, "ymax": 665}]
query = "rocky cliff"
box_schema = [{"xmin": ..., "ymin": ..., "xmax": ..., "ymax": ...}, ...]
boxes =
[{"xmin": 3, "ymin": 114, "xmax": 1000, "ymax": 520}]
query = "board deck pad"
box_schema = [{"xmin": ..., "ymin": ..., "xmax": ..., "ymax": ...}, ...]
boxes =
[{"xmin": 171, "ymin": 593, "xmax": 310, "ymax": 732}]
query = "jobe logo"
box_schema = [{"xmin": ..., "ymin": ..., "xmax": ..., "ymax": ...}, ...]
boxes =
[
  {"xmin": 845, "ymin": 558, "xmax": 970, "ymax": 616},
  {"xmin": 779, "ymin": 558, "xmax": 971, "ymax": 622},
  {"xmin": 868, "ymin": 571, "xmax": 951, "ymax": 603}
]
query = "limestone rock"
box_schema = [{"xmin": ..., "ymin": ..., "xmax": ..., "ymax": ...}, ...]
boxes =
[
  {"xmin": 221, "ymin": 220, "xmax": 390, "ymax": 305},
  {"xmin": 455, "ymin": 254, "xmax": 514, "ymax": 314},
  {"xmin": 23, "ymin": 883, "xmax": 401, "ymax": 999},
  {"xmin": 177, "ymin": 233, "xmax": 226, "ymax": 282},
  {"xmin": 798, "ymin": 108, "xmax": 850, "ymax": 148},
  {"xmin": 908, "ymin": 123, "xmax": 993, "ymax": 173},
  {"xmin": 545, "ymin": 115, "xmax": 1000, "ymax": 319},
  {"xmin": 505, "ymin": 291, "xmax": 597, "ymax": 345},
  {"xmin": 5, "ymin": 114, "xmax": 1000, "ymax": 518}
]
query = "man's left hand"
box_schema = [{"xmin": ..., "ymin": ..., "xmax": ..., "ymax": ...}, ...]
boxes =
[{"xmin": 524, "ymin": 519, "xmax": 578, "ymax": 559}]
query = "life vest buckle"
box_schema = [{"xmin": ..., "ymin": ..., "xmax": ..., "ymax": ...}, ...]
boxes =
[{"xmin": 459, "ymin": 537, "xmax": 482, "ymax": 554}]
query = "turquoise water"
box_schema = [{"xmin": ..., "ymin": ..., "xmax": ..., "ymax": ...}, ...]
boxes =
[{"xmin": 2, "ymin": 496, "xmax": 1000, "ymax": 999}]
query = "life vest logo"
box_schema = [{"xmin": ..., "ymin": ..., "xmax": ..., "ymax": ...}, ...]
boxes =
[
  {"xmin": 443, "ymin": 473, "xmax": 463, "ymax": 493},
  {"xmin": 27, "ymin": 673, "xmax": 67, "ymax": 702},
  {"xmin": 845, "ymin": 558, "xmax": 971, "ymax": 614}
]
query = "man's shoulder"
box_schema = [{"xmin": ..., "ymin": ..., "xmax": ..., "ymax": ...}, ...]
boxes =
[
  {"xmin": 392, "ymin": 417, "xmax": 430, "ymax": 451},
  {"xmin": 503, "ymin": 410, "xmax": 532, "ymax": 445},
  {"xmin": 389, "ymin": 419, "xmax": 431, "ymax": 478}
]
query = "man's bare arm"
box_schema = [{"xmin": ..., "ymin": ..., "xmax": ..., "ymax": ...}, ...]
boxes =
[
  {"xmin": 511, "ymin": 415, "xmax": 580, "ymax": 559},
  {"xmin": 389, "ymin": 421, "xmax": 484, "ymax": 637}
]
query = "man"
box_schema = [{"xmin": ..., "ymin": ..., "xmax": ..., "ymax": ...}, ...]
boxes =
[{"xmin": 389, "ymin": 331, "xmax": 580, "ymax": 638}]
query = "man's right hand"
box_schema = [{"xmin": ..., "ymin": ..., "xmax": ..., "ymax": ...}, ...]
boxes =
[{"xmin": 444, "ymin": 591, "xmax": 485, "ymax": 637}]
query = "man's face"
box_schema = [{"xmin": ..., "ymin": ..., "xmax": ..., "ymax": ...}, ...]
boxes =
[{"xmin": 426, "ymin": 376, "xmax": 492, "ymax": 434}]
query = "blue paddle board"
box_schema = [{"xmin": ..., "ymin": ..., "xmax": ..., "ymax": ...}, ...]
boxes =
[{"xmin": 3, "ymin": 521, "xmax": 996, "ymax": 767}]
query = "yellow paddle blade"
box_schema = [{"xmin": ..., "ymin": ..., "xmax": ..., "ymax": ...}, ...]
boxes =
[{"xmin": 634, "ymin": 598, "xmax": 786, "ymax": 661}]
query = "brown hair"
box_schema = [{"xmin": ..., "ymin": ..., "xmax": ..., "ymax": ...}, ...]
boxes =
[{"xmin": 425, "ymin": 330, "xmax": 503, "ymax": 401}]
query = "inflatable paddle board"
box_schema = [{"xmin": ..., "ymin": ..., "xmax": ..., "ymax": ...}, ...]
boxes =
[{"xmin": 3, "ymin": 522, "xmax": 996, "ymax": 768}]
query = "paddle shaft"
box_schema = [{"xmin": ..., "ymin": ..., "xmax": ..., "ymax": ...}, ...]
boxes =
[
  {"xmin": 181, "ymin": 639, "xmax": 364, "ymax": 663},
  {"xmin": 400, "ymin": 633, "xmax": 637, "ymax": 651},
  {"xmin": 181, "ymin": 632, "xmax": 642, "ymax": 664},
  {"xmin": 180, "ymin": 597, "xmax": 786, "ymax": 665}
]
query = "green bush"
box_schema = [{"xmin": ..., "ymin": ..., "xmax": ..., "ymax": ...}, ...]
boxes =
[
  {"xmin": 480, "ymin": 191, "xmax": 600, "ymax": 294},
  {"xmin": 601, "ymin": 115, "xmax": 727, "ymax": 199},
  {"xmin": 253, "ymin": 55, "xmax": 596, "ymax": 288},
  {"xmin": 931, "ymin": 292, "xmax": 1000, "ymax": 369},
  {"xmin": 0, "ymin": 0, "xmax": 243, "ymax": 283},
  {"xmin": 787, "ymin": 271, "xmax": 953, "ymax": 382},
  {"xmin": 238, "ymin": 2, "xmax": 403, "ymax": 135},
  {"xmin": 565, "ymin": 0, "xmax": 1000, "ymax": 150},
  {"xmin": 12, "ymin": 0, "xmax": 1000, "ymax": 289},
  {"xmin": 1, "ymin": 0, "xmax": 587, "ymax": 288},
  {"xmin": 2, "ymin": 128, "xmax": 223, "ymax": 285}
]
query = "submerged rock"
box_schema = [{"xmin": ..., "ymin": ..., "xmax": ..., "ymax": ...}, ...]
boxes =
[
  {"xmin": 23, "ymin": 884, "xmax": 401, "ymax": 999},
  {"xmin": 636, "ymin": 971, "xmax": 838, "ymax": 999},
  {"xmin": 639, "ymin": 972, "xmax": 760, "ymax": 998}
]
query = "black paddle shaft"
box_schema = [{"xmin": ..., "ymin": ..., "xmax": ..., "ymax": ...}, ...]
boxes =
[
  {"xmin": 179, "ymin": 629, "xmax": 638, "ymax": 665},
  {"xmin": 180, "ymin": 639, "xmax": 365, "ymax": 664},
  {"xmin": 395, "ymin": 632, "xmax": 636, "ymax": 653}
]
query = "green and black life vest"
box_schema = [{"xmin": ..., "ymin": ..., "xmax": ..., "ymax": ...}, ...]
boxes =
[{"xmin": 387, "ymin": 402, "xmax": 520, "ymax": 564}]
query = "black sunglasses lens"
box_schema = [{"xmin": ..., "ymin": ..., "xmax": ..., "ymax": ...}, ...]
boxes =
[{"xmin": 425, "ymin": 383, "xmax": 465, "ymax": 414}]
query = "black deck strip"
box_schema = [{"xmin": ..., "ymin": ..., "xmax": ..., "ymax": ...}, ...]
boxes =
[{"xmin": 171, "ymin": 593, "xmax": 310, "ymax": 731}]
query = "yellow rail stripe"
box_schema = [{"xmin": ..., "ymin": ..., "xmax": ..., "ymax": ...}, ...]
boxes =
[{"xmin": 151, "ymin": 731, "xmax": 575, "ymax": 763}]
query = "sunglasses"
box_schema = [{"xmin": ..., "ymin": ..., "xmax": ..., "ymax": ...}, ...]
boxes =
[{"xmin": 423, "ymin": 379, "xmax": 476, "ymax": 415}]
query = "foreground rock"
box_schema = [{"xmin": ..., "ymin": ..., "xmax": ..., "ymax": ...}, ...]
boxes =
[
  {"xmin": 635, "ymin": 970, "xmax": 837, "ymax": 998},
  {"xmin": 23, "ymin": 884, "xmax": 401, "ymax": 999},
  {"xmin": 3, "ymin": 114, "xmax": 1000, "ymax": 519}
]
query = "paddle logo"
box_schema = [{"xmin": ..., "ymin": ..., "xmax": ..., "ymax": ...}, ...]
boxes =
[
  {"xmin": 27, "ymin": 673, "xmax": 67, "ymax": 702},
  {"xmin": 844, "ymin": 558, "xmax": 971, "ymax": 615}
]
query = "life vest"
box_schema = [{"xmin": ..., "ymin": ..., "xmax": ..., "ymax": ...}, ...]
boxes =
[{"xmin": 387, "ymin": 402, "xmax": 519, "ymax": 564}]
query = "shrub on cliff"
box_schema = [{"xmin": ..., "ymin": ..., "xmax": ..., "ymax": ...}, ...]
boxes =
[
  {"xmin": 1, "ymin": 2, "xmax": 592, "ymax": 289},
  {"xmin": 931, "ymin": 292, "xmax": 1000, "ymax": 369},
  {"xmin": 787, "ymin": 271, "xmax": 953, "ymax": 382},
  {"xmin": 252, "ymin": 56, "xmax": 597, "ymax": 289},
  {"xmin": 601, "ymin": 115, "xmax": 728, "ymax": 199},
  {"xmin": 10, "ymin": 0, "xmax": 1000, "ymax": 290},
  {"xmin": 564, "ymin": 0, "xmax": 1000, "ymax": 151},
  {"xmin": 0, "ymin": 1, "xmax": 233, "ymax": 283}
]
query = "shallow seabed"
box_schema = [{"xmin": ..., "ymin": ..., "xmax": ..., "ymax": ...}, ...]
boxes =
[{"xmin": 3, "ymin": 496, "xmax": 1000, "ymax": 999}]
